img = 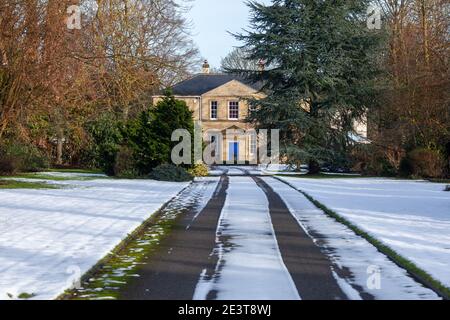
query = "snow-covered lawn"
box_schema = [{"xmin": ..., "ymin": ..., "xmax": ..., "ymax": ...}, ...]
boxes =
[
  {"xmin": 278, "ymin": 176, "xmax": 450, "ymax": 289},
  {"xmin": 265, "ymin": 177, "xmax": 438, "ymax": 299},
  {"xmin": 0, "ymin": 174, "xmax": 189, "ymax": 300},
  {"xmin": 194, "ymin": 177, "xmax": 300, "ymax": 300}
]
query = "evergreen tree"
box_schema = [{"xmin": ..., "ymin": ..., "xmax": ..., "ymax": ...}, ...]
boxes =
[
  {"xmin": 232, "ymin": 0, "xmax": 383, "ymax": 171},
  {"xmin": 126, "ymin": 91, "xmax": 194, "ymax": 174}
]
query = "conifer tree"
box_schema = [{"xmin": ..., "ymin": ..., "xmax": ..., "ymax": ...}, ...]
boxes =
[{"xmin": 231, "ymin": 0, "xmax": 383, "ymax": 170}]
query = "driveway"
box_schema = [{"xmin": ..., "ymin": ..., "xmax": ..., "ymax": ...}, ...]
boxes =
[{"xmin": 120, "ymin": 168, "xmax": 439, "ymax": 300}]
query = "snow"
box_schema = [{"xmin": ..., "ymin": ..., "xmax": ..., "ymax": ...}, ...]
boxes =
[
  {"xmin": 0, "ymin": 175, "xmax": 190, "ymax": 300},
  {"xmin": 194, "ymin": 176, "xmax": 301, "ymax": 300},
  {"xmin": 264, "ymin": 177, "xmax": 439, "ymax": 299},
  {"xmin": 189, "ymin": 177, "xmax": 221, "ymax": 224},
  {"xmin": 277, "ymin": 176, "xmax": 450, "ymax": 289},
  {"xmin": 209, "ymin": 165, "xmax": 307, "ymax": 176},
  {"xmin": 36, "ymin": 172, "xmax": 108, "ymax": 178}
]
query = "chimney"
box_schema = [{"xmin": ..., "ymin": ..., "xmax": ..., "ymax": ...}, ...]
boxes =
[{"xmin": 202, "ymin": 60, "xmax": 210, "ymax": 74}]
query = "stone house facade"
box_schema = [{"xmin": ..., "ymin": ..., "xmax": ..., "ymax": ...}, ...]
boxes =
[{"xmin": 153, "ymin": 62, "xmax": 265, "ymax": 163}]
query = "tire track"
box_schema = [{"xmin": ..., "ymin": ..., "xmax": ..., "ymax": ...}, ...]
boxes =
[{"xmin": 253, "ymin": 176, "xmax": 348, "ymax": 300}]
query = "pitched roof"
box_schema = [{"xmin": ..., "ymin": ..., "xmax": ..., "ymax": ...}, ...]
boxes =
[{"xmin": 171, "ymin": 73, "xmax": 262, "ymax": 96}]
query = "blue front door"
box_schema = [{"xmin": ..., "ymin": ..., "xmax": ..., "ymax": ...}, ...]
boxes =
[{"xmin": 229, "ymin": 142, "xmax": 239, "ymax": 162}]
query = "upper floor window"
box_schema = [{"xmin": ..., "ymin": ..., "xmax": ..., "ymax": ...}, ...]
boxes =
[
  {"xmin": 229, "ymin": 101, "xmax": 239, "ymax": 120},
  {"xmin": 210, "ymin": 101, "xmax": 218, "ymax": 120}
]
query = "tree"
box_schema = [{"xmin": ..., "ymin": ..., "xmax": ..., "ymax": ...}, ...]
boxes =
[
  {"xmin": 233, "ymin": 0, "xmax": 383, "ymax": 171},
  {"xmin": 86, "ymin": 113, "xmax": 124, "ymax": 175},
  {"xmin": 0, "ymin": 0, "xmax": 200, "ymax": 169},
  {"xmin": 126, "ymin": 92, "xmax": 194, "ymax": 174},
  {"xmin": 371, "ymin": 0, "xmax": 450, "ymax": 175},
  {"xmin": 221, "ymin": 48, "xmax": 262, "ymax": 72}
]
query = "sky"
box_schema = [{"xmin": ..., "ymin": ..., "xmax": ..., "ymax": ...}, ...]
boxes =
[{"xmin": 187, "ymin": 0, "xmax": 271, "ymax": 70}]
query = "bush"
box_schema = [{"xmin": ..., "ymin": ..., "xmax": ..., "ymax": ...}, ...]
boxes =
[
  {"xmin": 0, "ymin": 155, "xmax": 20, "ymax": 175},
  {"xmin": 23, "ymin": 147, "xmax": 49, "ymax": 172},
  {"xmin": 352, "ymin": 145, "xmax": 401, "ymax": 177},
  {"xmin": 150, "ymin": 164, "xmax": 193, "ymax": 182},
  {"xmin": 187, "ymin": 163, "xmax": 209, "ymax": 177},
  {"xmin": 126, "ymin": 92, "xmax": 194, "ymax": 175},
  {"xmin": 113, "ymin": 146, "xmax": 139, "ymax": 178},
  {"xmin": 86, "ymin": 113, "xmax": 123, "ymax": 176},
  {"xmin": 308, "ymin": 159, "xmax": 321, "ymax": 175},
  {"xmin": 399, "ymin": 157, "xmax": 414, "ymax": 177},
  {"xmin": 0, "ymin": 142, "xmax": 49, "ymax": 175},
  {"xmin": 399, "ymin": 148, "xmax": 445, "ymax": 178}
]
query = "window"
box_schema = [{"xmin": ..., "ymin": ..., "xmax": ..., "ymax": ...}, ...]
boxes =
[
  {"xmin": 210, "ymin": 101, "xmax": 218, "ymax": 120},
  {"xmin": 229, "ymin": 101, "xmax": 239, "ymax": 120}
]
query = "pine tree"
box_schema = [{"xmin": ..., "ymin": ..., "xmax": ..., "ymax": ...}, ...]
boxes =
[{"xmin": 232, "ymin": 0, "xmax": 383, "ymax": 171}]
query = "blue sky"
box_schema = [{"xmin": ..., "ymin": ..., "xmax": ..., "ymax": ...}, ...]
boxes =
[{"xmin": 187, "ymin": 0, "xmax": 271, "ymax": 70}]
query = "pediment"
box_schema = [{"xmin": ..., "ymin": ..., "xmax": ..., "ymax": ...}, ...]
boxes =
[{"xmin": 202, "ymin": 80, "xmax": 259, "ymax": 97}]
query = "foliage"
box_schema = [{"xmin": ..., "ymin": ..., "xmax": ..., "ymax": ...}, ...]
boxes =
[
  {"xmin": 351, "ymin": 144, "xmax": 399, "ymax": 177},
  {"xmin": 150, "ymin": 164, "xmax": 193, "ymax": 182},
  {"xmin": 0, "ymin": 0, "xmax": 200, "ymax": 168},
  {"xmin": 86, "ymin": 114, "xmax": 124, "ymax": 176},
  {"xmin": 232, "ymin": 0, "xmax": 383, "ymax": 169},
  {"xmin": 221, "ymin": 48, "xmax": 262, "ymax": 72},
  {"xmin": 188, "ymin": 163, "xmax": 209, "ymax": 177},
  {"xmin": 399, "ymin": 148, "xmax": 445, "ymax": 178},
  {"xmin": 126, "ymin": 93, "xmax": 194, "ymax": 175},
  {"xmin": 371, "ymin": 0, "xmax": 450, "ymax": 176},
  {"xmin": 113, "ymin": 146, "xmax": 139, "ymax": 178},
  {"xmin": 0, "ymin": 141, "xmax": 49, "ymax": 175},
  {"xmin": 0, "ymin": 179, "xmax": 59, "ymax": 189}
]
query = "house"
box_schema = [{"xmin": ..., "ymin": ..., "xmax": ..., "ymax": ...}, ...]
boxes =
[
  {"xmin": 153, "ymin": 61, "xmax": 265, "ymax": 164},
  {"xmin": 152, "ymin": 60, "xmax": 369, "ymax": 164}
]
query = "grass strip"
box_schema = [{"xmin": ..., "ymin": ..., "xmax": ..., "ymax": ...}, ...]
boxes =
[
  {"xmin": 0, "ymin": 179, "xmax": 60, "ymax": 189},
  {"xmin": 47, "ymin": 168, "xmax": 103, "ymax": 174},
  {"xmin": 57, "ymin": 183, "xmax": 192, "ymax": 300},
  {"xmin": 0, "ymin": 172, "xmax": 109, "ymax": 182},
  {"xmin": 274, "ymin": 176, "xmax": 450, "ymax": 300}
]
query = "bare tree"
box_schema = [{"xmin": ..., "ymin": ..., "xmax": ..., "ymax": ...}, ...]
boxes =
[
  {"xmin": 221, "ymin": 47, "xmax": 263, "ymax": 72},
  {"xmin": 0, "ymin": 0, "xmax": 200, "ymax": 165}
]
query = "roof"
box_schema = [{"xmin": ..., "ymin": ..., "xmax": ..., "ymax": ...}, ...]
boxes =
[{"xmin": 170, "ymin": 73, "xmax": 262, "ymax": 96}]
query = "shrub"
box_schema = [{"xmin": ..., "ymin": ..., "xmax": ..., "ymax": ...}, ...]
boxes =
[
  {"xmin": 308, "ymin": 159, "xmax": 321, "ymax": 175},
  {"xmin": 86, "ymin": 113, "xmax": 123, "ymax": 176},
  {"xmin": 399, "ymin": 157, "xmax": 414, "ymax": 177},
  {"xmin": 400, "ymin": 148, "xmax": 445, "ymax": 178},
  {"xmin": 113, "ymin": 146, "xmax": 139, "ymax": 178},
  {"xmin": 188, "ymin": 163, "xmax": 209, "ymax": 177},
  {"xmin": 126, "ymin": 92, "xmax": 194, "ymax": 175},
  {"xmin": 444, "ymin": 185, "xmax": 450, "ymax": 192},
  {"xmin": 352, "ymin": 145, "xmax": 401, "ymax": 177},
  {"xmin": 23, "ymin": 147, "xmax": 49, "ymax": 172},
  {"xmin": 150, "ymin": 164, "xmax": 193, "ymax": 182},
  {"xmin": 0, "ymin": 142, "xmax": 49, "ymax": 175},
  {"xmin": 0, "ymin": 155, "xmax": 21, "ymax": 175}
]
